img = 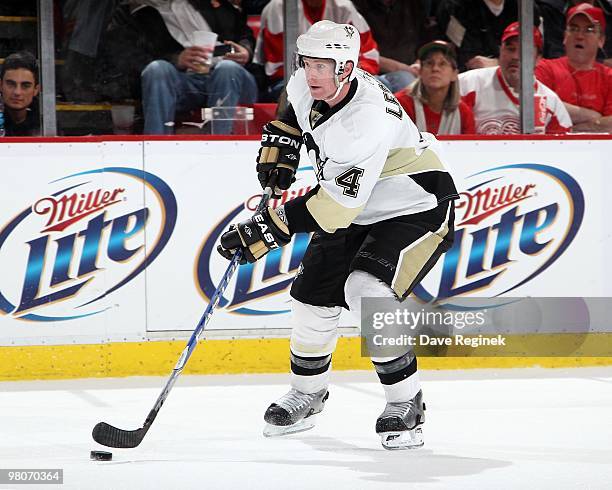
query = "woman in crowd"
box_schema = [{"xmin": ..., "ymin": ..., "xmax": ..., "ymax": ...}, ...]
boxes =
[{"xmin": 395, "ymin": 40, "xmax": 475, "ymax": 135}]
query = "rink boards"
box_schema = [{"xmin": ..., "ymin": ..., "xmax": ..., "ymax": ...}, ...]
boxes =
[{"xmin": 0, "ymin": 136, "xmax": 611, "ymax": 379}]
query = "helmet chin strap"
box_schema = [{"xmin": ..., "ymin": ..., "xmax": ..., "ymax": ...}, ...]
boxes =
[
  {"xmin": 323, "ymin": 77, "xmax": 347, "ymax": 103},
  {"xmin": 322, "ymin": 68, "xmax": 349, "ymax": 103}
]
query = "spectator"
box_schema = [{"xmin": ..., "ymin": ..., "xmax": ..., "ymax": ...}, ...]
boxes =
[
  {"xmin": 136, "ymin": 0, "xmax": 258, "ymax": 134},
  {"xmin": 353, "ymin": 0, "xmax": 437, "ymax": 92},
  {"xmin": 436, "ymin": 0, "xmax": 540, "ymax": 71},
  {"xmin": 536, "ymin": 3, "xmax": 612, "ymax": 132},
  {"xmin": 567, "ymin": 0, "xmax": 612, "ymax": 66},
  {"xmin": 395, "ymin": 40, "xmax": 475, "ymax": 134},
  {"xmin": 459, "ymin": 22, "xmax": 572, "ymax": 134},
  {"xmin": 254, "ymin": 0, "xmax": 379, "ymax": 100},
  {"xmin": 0, "ymin": 51, "xmax": 40, "ymax": 137}
]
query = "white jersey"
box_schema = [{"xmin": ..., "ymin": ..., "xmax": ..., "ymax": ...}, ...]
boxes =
[
  {"xmin": 459, "ymin": 66, "xmax": 572, "ymax": 134},
  {"xmin": 285, "ymin": 68, "xmax": 459, "ymax": 233}
]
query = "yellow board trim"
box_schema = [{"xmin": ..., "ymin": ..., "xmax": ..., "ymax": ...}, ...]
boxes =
[
  {"xmin": 1, "ymin": 336, "xmax": 611, "ymax": 381},
  {"xmin": 0, "ymin": 16, "xmax": 37, "ymax": 22}
]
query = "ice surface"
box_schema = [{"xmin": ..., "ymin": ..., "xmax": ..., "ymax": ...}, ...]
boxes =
[{"xmin": 1, "ymin": 367, "xmax": 611, "ymax": 490}]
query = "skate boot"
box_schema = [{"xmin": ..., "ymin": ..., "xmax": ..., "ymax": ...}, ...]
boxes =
[
  {"xmin": 263, "ymin": 388, "xmax": 329, "ymax": 437},
  {"xmin": 376, "ymin": 390, "xmax": 425, "ymax": 450}
]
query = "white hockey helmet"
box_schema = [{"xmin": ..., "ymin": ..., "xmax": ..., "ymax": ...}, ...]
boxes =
[{"xmin": 296, "ymin": 20, "xmax": 360, "ymax": 82}]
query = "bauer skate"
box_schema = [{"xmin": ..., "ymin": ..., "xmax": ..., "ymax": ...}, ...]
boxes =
[
  {"xmin": 263, "ymin": 388, "xmax": 329, "ymax": 437},
  {"xmin": 376, "ymin": 390, "xmax": 425, "ymax": 450}
]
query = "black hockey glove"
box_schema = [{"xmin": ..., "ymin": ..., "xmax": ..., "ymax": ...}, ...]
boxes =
[
  {"xmin": 257, "ymin": 120, "xmax": 302, "ymax": 198},
  {"xmin": 217, "ymin": 206, "xmax": 291, "ymax": 264}
]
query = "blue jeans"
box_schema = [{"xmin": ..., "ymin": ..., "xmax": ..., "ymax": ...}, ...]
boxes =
[
  {"xmin": 141, "ymin": 59, "xmax": 258, "ymax": 135},
  {"xmin": 377, "ymin": 71, "xmax": 416, "ymax": 93}
]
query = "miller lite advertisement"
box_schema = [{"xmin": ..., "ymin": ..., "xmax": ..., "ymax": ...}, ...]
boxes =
[{"xmin": 0, "ymin": 138, "xmax": 610, "ymax": 346}]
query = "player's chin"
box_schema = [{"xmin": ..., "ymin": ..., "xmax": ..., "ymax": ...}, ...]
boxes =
[{"xmin": 309, "ymin": 86, "xmax": 326, "ymax": 97}]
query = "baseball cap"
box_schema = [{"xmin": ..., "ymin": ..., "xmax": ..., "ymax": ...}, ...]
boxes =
[
  {"xmin": 566, "ymin": 3, "xmax": 606, "ymax": 31},
  {"xmin": 501, "ymin": 21, "xmax": 544, "ymax": 50},
  {"xmin": 417, "ymin": 40, "xmax": 457, "ymax": 62}
]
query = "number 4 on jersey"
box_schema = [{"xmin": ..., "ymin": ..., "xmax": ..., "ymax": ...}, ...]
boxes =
[{"xmin": 335, "ymin": 167, "xmax": 364, "ymax": 198}]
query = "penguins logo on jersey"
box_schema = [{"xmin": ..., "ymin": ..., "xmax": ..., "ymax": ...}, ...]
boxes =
[{"xmin": 304, "ymin": 132, "xmax": 327, "ymax": 181}]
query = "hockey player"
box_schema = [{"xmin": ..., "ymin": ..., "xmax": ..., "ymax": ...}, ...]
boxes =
[{"xmin": 217, "ymin": 20, "xmax": 458, "ymax": 450}]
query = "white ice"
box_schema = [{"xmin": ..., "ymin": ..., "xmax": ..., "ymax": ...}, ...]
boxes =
[{"xmin": 1, "ymin": 367, "xmax": 611, "ymax": 490}]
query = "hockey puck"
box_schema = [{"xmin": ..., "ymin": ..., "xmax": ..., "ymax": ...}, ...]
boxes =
[{"xmin": 90, "ymin": 450, "xmax": 113, "ymax": 461}]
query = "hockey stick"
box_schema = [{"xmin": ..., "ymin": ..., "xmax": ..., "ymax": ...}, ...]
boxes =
[{"xmin": 92, "ymin": 180, "xmax": 277, "ymax": 449}]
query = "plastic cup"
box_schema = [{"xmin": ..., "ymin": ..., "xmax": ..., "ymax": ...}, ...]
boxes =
[
  {"xmin": 111, "ymin": 105, "xmax": 135, "ymax": 134},
  {"xmin": 191, "ymin": 30, "xmax": 218, "ymax": 74}
]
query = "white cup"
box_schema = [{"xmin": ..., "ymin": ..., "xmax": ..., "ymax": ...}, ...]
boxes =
[
  {"xmin": 191, "ymin": 30, "xmax": 218, "ymax": 73},
  {"xmin": 111, "ymin": 105, "xmax": 135, "ymax": 134}
]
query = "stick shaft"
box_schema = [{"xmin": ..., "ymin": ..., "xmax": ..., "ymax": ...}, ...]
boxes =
[{"xmin": 147, "ymin": 185, "xmax": 274, "ymax": 424}]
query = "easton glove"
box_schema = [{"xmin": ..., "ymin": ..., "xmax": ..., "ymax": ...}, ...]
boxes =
[
  {"xmin": 217, "ymin": 206, "xmax": 291, "ymax": 264},
  {"xmin": 257, "ymin": 121, "xmax": 302, "ymax": 198}
]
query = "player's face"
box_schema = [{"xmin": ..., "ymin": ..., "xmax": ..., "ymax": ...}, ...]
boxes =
[
  {"xmin": 564, "ymin": 15, "xmax": 604, "ymax": 66},
  {"xmin": 0, "ymin": 68, "xmax": 39, "ymax": 111},
  {"xmin": 302, "ymin": 57, "xmax": 337, "ymax": 100},
  {"xmin": 420, "ymin": 52, "xmax": 457, "ymax": 91}
]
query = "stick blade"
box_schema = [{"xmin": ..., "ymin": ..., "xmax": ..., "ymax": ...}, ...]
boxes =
[{"xmin": 92, "ymin": 422, "xmax": 146, "ymax": 448}]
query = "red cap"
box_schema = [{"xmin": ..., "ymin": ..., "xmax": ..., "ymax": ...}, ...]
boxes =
[
  {"xmin": 567, "ymin": 3, "xmax": 606, "ymax": 32},
  {"xmin": 501, "ymin": 22, "xmax": 544, "ymax": 50}
]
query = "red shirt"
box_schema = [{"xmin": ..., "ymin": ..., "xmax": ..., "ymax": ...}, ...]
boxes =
[
  {"xmin": 395, "ymin": 90, "xmax": 476, "ymax": 135},
  {"xmin": 535, "ymin": 56, "xmax": 612, "ymax": 116}
]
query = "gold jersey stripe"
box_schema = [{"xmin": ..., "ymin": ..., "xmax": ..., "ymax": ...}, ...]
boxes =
[
  {"xmin": 381, "ymin": 147, "xmax": 445, "ymax": 178},
  {"xmin": 306, "ymin": 187, "xmax": 365, "ymax": 233}
]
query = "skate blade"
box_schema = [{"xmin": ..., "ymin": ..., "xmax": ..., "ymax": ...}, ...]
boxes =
[
  {"xmin": 263, "ymin": 416, "xmax": 316, "ymax": 438},
  {"xmin": 379, "ymin": 426, "xmax": 424, "ymax": 450}
]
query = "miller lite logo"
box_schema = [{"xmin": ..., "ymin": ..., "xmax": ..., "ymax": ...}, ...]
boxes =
[
  {"xmin": 414, "ymin": 163, "xmax": 584, "ymax": 302},
  {"xmin": 0, "ymin": 167, "xmax": 177, "ymax": 322}
]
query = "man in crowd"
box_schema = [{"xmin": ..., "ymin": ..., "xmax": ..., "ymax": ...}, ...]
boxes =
[
  {"xmin": 0, "ymin": 51, "xmax": 40, "ymax": 137},
  {"xmin": 254, "ymin": 0, "xmax": 379, "ymax": 100},
  {"xmin": 395, "ymin": 40, "xmax": 475, "ymax": 135},
  {"xmin": 135, "ymin": 0, "xmax": 258, "ymax": 134},
  {"xmin": 459, "ymin": 22, "xmax": 571, "ymax": 134},
  {"xmin": 536, "ymin": 2, "xmax": 612, "ymax": 132},
  {"xmin": 568, "ymin": 0, "xmax": 612, "ymax": 66}
]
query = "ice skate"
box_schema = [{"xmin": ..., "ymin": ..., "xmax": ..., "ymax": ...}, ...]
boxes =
[
  {"xmin": 376, "ymin": 390, "xmax": 425, "ymax": 450},
  {"xmin": 263, "ymin": 388, "xmax": 329, "ymax": 437}
]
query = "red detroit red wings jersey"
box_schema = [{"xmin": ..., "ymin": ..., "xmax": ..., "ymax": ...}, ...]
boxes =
[{"xmin": 459, "ymin": 66, "xmax": 571, "ymax": 134}]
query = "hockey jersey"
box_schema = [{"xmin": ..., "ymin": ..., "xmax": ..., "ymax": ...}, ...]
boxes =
[
  {"xmin": 254, "ymin": 0, "xmax": 379, "ymax": 81},
  {"xmin": 283, "ymin": 68, "xmax": 459, "ymax": 234},
  {"xmin": 459, "ymin": 66, "xmax": 572, "ymax": 134}
]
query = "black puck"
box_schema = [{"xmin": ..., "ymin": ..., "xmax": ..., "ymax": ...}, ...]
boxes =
[{"xmin": 90, "ymin": 450, "xmax": 113, "ymax": 461}]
